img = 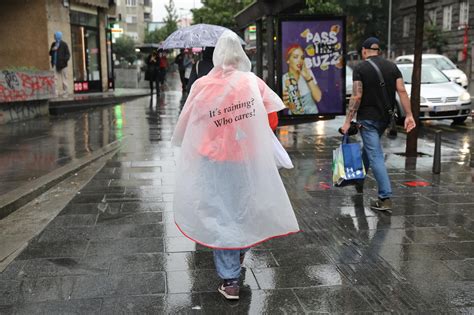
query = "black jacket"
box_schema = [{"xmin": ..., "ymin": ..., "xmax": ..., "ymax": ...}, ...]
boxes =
[
  {"xmin": 186, "ymin": 48, "xmax": 214, "ymax": 93},
  {"xmin": 49, "ymin": 41, "xmax": 70, "ymax": 71}
]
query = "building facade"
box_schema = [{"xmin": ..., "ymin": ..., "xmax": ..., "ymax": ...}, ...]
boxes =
[
  {"xmin": 391, "ymin": 0, "xmax": 473, "ymax": 79},
  {"xmin": 0, "ymin": 0, "xmax": 114, "ymax": 94},
  {"xmin": 112, "ymin": 0, "xmax": 152, "ymax": 43}
]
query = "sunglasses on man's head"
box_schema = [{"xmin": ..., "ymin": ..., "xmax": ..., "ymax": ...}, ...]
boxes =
[{"xmin": 366, "ymin": 47, "xmax": 380, "ymax": 51}]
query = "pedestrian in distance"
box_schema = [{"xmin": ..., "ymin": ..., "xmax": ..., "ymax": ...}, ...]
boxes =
[
  {"xmin": 145, "ymin": 50, "xmax": 160, "ymax": 97},
  {"xmin": 171, "ymin": 30, "xmax": 300, "ymax": 300},
  {"xmin": 340, "ymin": 37, "xmax": 416, "ymax": 212},
  {"xmin": 186, "ymin": 47, "xmax": 215, "ymax": 93},
  {"xmin": 157, "ymin": 49, "xmax": 168, "ymax": 87},
  {"xmin": 49, "ymin": 31, "xmax": 70, "ymax": 97},
  {"xmin": 174, "ymin": 49, "xmax": 186, "ymax": 92},
  {"xmin": 182, "ymin": 50, "xmax": 193, "ymax": 92}
]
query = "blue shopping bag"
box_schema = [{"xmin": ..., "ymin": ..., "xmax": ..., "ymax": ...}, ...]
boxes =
[{"xmin": 333, "ymin": 135, "xmax": 366, "ymax": 187}]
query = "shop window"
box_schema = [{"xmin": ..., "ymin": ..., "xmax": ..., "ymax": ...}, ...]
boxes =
[{"xmin": 442, "ymin": 5, "xmax": 452, "ymax": 31}]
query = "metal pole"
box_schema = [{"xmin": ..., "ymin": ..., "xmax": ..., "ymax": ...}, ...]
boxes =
[
  {"xmin": 256, "ymin": 19, "xmax": 263, "ymax": 78},
  {"xmin": 433, "ymin": 130, "xmax": 441, "ymax": 174},
  {"xmin": 388, "ymin": 0, "xmax": 392, "ymax": 59},
  {"xmin": 266, "ymin": 15, "xmax": 275, "ymax": 90}
]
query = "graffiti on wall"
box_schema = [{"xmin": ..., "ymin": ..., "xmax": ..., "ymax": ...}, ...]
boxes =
[
  {"xmin": 0, "ymin": 70, "xmax": 55, "ymax": 103},
  {"xmin": 0, "ymin": 100, "xmax": 48, "ymax": 124}
]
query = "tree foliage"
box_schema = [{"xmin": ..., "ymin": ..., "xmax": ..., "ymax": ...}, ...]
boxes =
[
  {"xmin": 144, "ymin": 0, "xmax": 178, "ymax": 44},
  {"xmin": 114, "ymin": 35, "xmax": 136, "ymax": 64},
  {"xmin": 424, "ymin": 24, "xmax": 447, "ymax": 54},
  {"xmin": 191, "ymin": 0, "xmax": 253, "ymax": 30},
  {"xmin": 305, "ymin": 0, "xmax": 388, "ymax": 52}
]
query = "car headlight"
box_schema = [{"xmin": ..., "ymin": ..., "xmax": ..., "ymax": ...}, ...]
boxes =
[{"xmin": 459, "ymin": 91, "xmax": 471, "ymax": 102}]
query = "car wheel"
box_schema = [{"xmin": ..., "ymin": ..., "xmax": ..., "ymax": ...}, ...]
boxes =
[{"xmin": 452, "ymin": 116, "xmax": 467, "ymax": 124}]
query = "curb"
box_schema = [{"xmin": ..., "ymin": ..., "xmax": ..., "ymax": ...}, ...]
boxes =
[
  {"xmin": 49, "ymin": 94, "xmax": 149, "ymax": 114},
  {"xmin": 0, "ymin": 140, "xmax": 121, "ymax": 220}
]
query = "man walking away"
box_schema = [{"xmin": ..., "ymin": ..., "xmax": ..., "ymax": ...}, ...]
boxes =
[
  {"xmin": 340, "ymin": 37, "xmax": 416, "ymax": 212},
  {"xmin": 174, "ymin": 49, "xmax": 186, "ymax": 92},
  {"xmin": 49, "ymin": 31, "xmax": 70, "ymax": 97}
]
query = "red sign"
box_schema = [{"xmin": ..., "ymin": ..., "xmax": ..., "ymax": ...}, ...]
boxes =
[{"xmin": 403, "ymin": 181, "xmax": 431, "ymax": 187}]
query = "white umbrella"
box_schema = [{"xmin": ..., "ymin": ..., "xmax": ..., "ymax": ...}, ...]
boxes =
[{"xmin": 162, "ymin": 24, "xmax": 246, "ymax": 49}]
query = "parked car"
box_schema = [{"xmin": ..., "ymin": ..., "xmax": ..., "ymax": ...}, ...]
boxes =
[
  {"xmin": 395, "ymin": 54, "xmax": 468, "ymax": 89},
  {"xmin": 395, "ymin": 64, "xmax": 472, "ymax": 124}
]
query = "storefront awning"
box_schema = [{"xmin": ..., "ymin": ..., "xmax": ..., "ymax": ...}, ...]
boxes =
[
  {"xmin": 234, "ymin": 0, "xmax": 305, "ymax": 28},
  {"xmin": 74, "ymin": 0, "xmax": 109, "ymax": 9}
]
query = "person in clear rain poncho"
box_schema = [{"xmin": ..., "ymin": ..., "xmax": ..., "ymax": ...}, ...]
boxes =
[{"xmin": 171, "ymin": 31, "xmax": 300, "ymax": 300}]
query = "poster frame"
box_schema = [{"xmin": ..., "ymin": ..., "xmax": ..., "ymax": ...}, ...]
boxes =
[{"xmin": 277, "ymin": 15, "xmax": 347, "ymax": 119}]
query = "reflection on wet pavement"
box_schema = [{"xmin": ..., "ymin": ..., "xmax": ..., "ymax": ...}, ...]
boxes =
[
  {"xmin": 0, "ymin": 71, "xmax": 473, "ymax": 313},
  {"xmin": 0, "ymin": 107, "xmax": 122, "ymax": 195}
]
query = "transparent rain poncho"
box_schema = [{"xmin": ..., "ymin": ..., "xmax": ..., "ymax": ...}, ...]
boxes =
[{"xmin": 172, "ymin": 31, "xmax": 300, "ymax": 249}]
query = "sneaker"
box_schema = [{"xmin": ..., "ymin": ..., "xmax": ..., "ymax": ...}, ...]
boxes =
[
  {"xmin": 370, "ymin": 198, "xmax": 392, "ymax": 212},
  {"xmin": 218, "ymin": 280, "xmax": 239, "ymax": 300}
]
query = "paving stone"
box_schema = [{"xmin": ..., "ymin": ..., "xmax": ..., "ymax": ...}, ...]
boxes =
[
  {"xmin": 20, "ymin": 256, "xmax": 110, "ymax": 278},
  {"xmin": 96, "ymin": 211, "xmax": 162, "ymax": 226},
  {"xmin": 48, "ymin": 214, "xmax": 97, "ymax": 227},
  {"xmin": 443, "ymin": 260, "xmax": 474, "ymax": 280},
  {"xmin": 441, "ymin": 242, "xmax": 474, "ymax": 258},
  {"xmin": 86, "ymin": 238, "xmax": 164, "ymax": 256},
  {"xmin": 100, "ymin": 295, "xmax": 165, "ymax": 314},
  {"xmin": 16, "ymin": 241, "xmax": 88, "ymax": 260},
  {"xmin": 0, "ymin": 280, "xmax": 20, "ymax": 306},
  {"xmin": 72, "ymin": 273, "xmax": 165, "ymax": 299},
  {"xmin": 200, "ymin": 289, "xmax": 305, "ymax": 314},
  {"xmin": 17, "ymin": 277, "xmax": 76, "ymax": 303},
  {"xmin": 13, "ymin": 299, "xmax": 102, "ymax": 315},
  {"xmin": 375, "ymin": 243, "xmax": 463, "ymax": 262},
  {"xmin": 293, "ymin": 286, "xmax": 372, "ymax": 313},
  {"xmin": 59, "ymin": 202, "xmax": 120, "ymax": 215},
  {"xmin": 253, "ymin": 264, "xmax": 345, "ymax": 289},
  {"xmin": 166, "ymin": 268, "xmax": 259, "ymax": 294},
  {"xmin": 164, "ymin": 237, "xmax": 197, "ymax": 253},
  {"xmin": 120, "ymin": 201, "xmax": 170, "ymax": 213}
]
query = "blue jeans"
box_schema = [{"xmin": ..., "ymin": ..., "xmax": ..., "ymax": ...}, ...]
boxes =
[
  {"xmin": 213, "ymin": 249, "xmax": 249, "ymax": 280},
  {"xmin": 358, "ymin": 120, "xmax": 392, "ymax": 199}
]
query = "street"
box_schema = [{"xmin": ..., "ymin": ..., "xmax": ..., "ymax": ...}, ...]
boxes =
[{"xmin": 0, "ymin": 71, "xmax": 473, "ymax": 314}]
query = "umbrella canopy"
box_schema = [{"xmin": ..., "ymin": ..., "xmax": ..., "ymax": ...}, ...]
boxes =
[{"xmin": 162, "ymin": 24, "xmax": 246, "ymax": 49}]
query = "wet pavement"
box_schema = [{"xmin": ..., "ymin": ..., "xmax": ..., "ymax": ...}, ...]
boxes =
[{"xmin": 0, "ymin": 71, "xmax": 473, "ymax": 313}]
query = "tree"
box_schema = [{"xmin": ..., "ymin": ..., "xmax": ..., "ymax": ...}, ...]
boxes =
[
  {"xmin": 424, "ymin": 24, "xmax": 447, "ymax": 54},
  {"xmin": 191, "ymin": 0, "xmax": 253, "ymax": 30},
  {"xmin": 114, "ymin": 35, "xmax": 136, "ymax": 64},
  {"xmin": 145, "ymin": 0, "xmax": 178, "ymax": 44},
  {"xmin": 305, "ymin": 0, "xmax": 388, "ymax": 52}
]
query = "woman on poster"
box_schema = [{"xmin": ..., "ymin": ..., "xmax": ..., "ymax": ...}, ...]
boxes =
[
  {"xmin": 171, "ymin": 31, "xmax": 299, "ymax": 300},
  {"xmin": 282, "ymin": 44, "xmax": 322, "ymax": 114}
]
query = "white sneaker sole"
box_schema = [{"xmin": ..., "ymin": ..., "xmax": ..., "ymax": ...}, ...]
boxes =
[{"xmin": 218, "ymin": 286, "xmax": 239, "ymax": 300}]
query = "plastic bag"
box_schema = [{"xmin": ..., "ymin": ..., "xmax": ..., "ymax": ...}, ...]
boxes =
[
  {"xmin": 271, "ymin": 131, "xmax": 293, "ymax": 169},
  {"xmin": 332, "ymin": 135, "xmax": 366, "ymax": 186}
]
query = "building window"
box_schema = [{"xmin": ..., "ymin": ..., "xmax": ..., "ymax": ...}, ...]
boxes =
[
  {"xmin": 126, "ymin": 0, "xmax": 137, "ymax": 6},
  {"xmin": 442, "ymin": 5, "xmax": 452, "ymax": 31},
  {"xmin": 144, "ymin": 12, "xmax": 151, "ymax": 20},
  {"xmin": 460, "ymin": 1, "xmax": 469, "ymax": 26},
  {"xmin": 403, "ymin": 16, "xmax": 410, "ymax": 38},
  {"xmin": 125, "ymin": 15, "xmax": 137, "ymax": 24},
  {"xmin": 428, "ymin": 9, "xmax": 437, "ymax": 25}
]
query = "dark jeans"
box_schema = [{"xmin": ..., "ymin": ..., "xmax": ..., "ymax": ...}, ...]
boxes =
[
  {"xmin": 149, "ymin": 79, "xmax": 160, "ymax": 96},
  {"xmin": 358, "ymin": 119, "xmax": 392, "ymax": 199}
]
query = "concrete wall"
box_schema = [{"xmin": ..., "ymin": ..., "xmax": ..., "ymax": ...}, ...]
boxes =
[{"xmin": 0, "ymin": 0, "xmax": 50, "ymax": 70}]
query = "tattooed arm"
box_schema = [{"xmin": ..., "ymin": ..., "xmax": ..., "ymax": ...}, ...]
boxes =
[{"xmin": 340, "ymin": 80, "xmax": 362, "ymax": 134}]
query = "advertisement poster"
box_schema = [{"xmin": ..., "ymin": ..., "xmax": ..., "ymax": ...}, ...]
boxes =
[{"xmin": 279, "ymin": 17, "xmax": 345, "ymax": 116}]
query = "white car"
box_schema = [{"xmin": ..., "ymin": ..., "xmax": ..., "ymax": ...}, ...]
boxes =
[
  {"xmin": 395, "ymin": 54, "xmax": 468, "ymax": 88},
  {"xmin": 396, "ymin": 64, "xmax": 472, "ymax": 123}
]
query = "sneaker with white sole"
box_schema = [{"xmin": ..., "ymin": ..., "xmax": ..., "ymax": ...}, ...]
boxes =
[
  {"xmin": 218, "ymin": 280, "xmax": 239, "ymax": 300},
  {"xmin": 370, "ymin": 198, "xmax": 392, "ymax": 212}
]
